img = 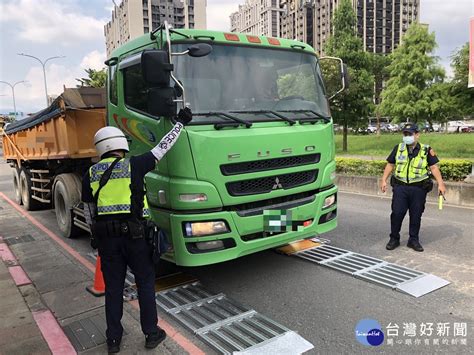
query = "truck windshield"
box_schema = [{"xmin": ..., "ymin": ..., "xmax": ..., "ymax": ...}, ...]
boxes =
[{"xmin": 172, "ymin": 43, "xmax": 329, "ymax": 124}]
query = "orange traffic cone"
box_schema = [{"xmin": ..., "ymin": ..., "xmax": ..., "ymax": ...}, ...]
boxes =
[{"xmin": 86, "ymin": 256, "xmax": 106, "ymax": 297}]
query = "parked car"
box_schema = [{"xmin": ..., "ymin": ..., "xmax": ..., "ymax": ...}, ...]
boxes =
[
  {"xmin": 447, "ymin": 121, "xmax": 471, "ymax": 133},
  {"xmin": 367, "ymin": 125, "xmax": 377, "ymax": 134}
]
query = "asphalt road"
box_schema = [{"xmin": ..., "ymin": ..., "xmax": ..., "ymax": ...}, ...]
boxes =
[{"xmin": 0, "ymin": 159, "xmax": 472, "ymax": 354}]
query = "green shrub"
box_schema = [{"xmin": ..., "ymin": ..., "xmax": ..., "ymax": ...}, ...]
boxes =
[
  {"xmin": 336, "ymin": 157, "xmax": 472, "ymax": 181},
  {"xmin": 438, "ymin": 160, "xmax": 473, "ymax": 181}
]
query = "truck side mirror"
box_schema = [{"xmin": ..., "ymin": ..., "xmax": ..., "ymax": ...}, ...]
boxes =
[
  {"xmin": 141, "ymin": 50, "xmax": 174, "ymax": 87},
  {"xmin": 147, "ymin": 87, "xmax": 177, "ymax": 118},
  {"xmin": 319, "ymin": 57, "xmax": 348, "ymax": 100},
  {"xmin": 342, "ymin": 64, "xmax": 350, "ymax": 89}
]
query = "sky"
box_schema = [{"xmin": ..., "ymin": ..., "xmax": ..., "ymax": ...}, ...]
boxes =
[{"xmin": 0, "ymin": 0, "xmax": 472, "ymax": 116}]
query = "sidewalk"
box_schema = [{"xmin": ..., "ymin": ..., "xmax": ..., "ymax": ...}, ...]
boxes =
[
  {"xmin": 0, "ymin": 192, "xmax": 206, "ymax": 354},
  {"xmin": 0, "ymin": 245, "xmax": 51, "ymax": 354}
]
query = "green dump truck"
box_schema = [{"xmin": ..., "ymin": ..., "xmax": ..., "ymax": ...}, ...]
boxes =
[
  {"xmin": 4, "ymin": 24, "xmax": 345, "ymax": 267},
  {"xmin": 104, "ymin": 24, "xmax": 344, "ymax": 266}
]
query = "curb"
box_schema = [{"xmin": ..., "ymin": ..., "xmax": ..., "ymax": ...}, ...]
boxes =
[
  {"xmin": 336, "ymin": 175, "xmax": 474, "ymax": 207},
  {"xmin": 0, "ymin": 237, "xmax": 77, "ymax": 355}
]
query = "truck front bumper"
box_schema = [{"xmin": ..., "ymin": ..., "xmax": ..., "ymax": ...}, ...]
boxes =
[{"xmin": 150, "ymin": 186, "xmax": 337, "ymax": 266}]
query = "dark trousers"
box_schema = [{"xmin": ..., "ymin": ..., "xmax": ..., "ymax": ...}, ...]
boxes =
[
  {"xmin": 98, "ymin": 236, "xmax": 158, "ymax": 341},
  {"xmin": 390, "ymin": 184, "xmax": 427, "ymax": 242}
]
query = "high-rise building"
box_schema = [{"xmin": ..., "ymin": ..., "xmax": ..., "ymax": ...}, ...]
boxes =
[
  {"xmin": 105, "ymin": 0, "xmax": 207, "ymax": 57},
  {"xmin": 231, "ymin": 0, "xmax": 419, "ymax": 56},
  {"xmin": 230, "ymin": 0, "xmax": 282, "ymax": 37}
]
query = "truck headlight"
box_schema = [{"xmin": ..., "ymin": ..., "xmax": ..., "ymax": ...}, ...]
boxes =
[
  {"xmin": 179, "ymin": 193, "xmax": 208, "ymax": 202},
  {"xmin": 323, "ymin": 194, "xmax": 336, "ymax": 209},
  {"xmin": 184, "ymin": 221, "xmax": 229, "ymax": 237}
]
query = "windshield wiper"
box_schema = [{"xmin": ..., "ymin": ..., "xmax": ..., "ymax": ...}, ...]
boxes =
[
  {"xmin": 193, "ymin": 112, "xmax": 252, "ymax": 130},
  {"xmin": 230, "ymin": 110, "xmax": 296, "ymax": 125},
  {"xmin": 277, "ymin": 110, "xmax": 331, "ymax": 124}
]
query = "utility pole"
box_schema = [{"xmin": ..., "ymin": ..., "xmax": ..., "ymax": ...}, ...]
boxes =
[
  {"xmin": 17, "ymin": 53, "xmax": 65, "ymax": 107},
  {"xmin": 0, "ymin": 80, "xmax": 27, "ymax": 120}
]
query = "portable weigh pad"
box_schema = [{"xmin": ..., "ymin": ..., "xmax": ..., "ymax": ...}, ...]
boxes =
[
  {"xmin": 156, "ymin": 282, "xmax": 314, "ymax": 354},
  {"xmin": 293, "ymin": 244, "xmax": 450, "ymax": 297}
]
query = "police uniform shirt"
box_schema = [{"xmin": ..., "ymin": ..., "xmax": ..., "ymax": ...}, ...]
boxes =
[
  {"xmin": 386, "ymin": 143, "xmax": 439, "ymax": 167},
  {"xmin": 82, "ymin": 152, "xmax": 156, "ymax": 217}
]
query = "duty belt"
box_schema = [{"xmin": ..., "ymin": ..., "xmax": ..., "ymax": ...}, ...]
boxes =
[{"xmin": 392, "ymin": 177, "xmax": 428, "ymax": 187}]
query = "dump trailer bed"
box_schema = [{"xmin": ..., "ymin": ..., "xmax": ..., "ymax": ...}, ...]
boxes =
[
  {"xmin": 2, "ymin": 88, "xmax": 106, "ymax": 238},
  {"xmin": 3, "ymin": 87, "xmax": 106, "ymax": 161}
]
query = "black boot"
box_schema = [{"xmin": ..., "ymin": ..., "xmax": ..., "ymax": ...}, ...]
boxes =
[
  {"xmin": 386, "ymin": 238, "xmax": 400, "ymax": 250},
  {"xmin": 107, "ymin": 339, "xmax": 121, "ymax": 354},
  {"xmin": 407, "ymin": 240, "xmax": 424, "ymax": 252},
  {"xmin": 145, "ymin": 328, "xmax": 167, "ymax": 349}
]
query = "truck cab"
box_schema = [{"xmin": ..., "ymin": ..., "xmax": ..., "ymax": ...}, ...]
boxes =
[{"xmin": 107, "ymin": 27, "xmax": 340, "ymax": 266}]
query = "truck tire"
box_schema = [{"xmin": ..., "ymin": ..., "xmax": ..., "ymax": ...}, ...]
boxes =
[
  {"xmin": 19, "ymin": 168, "xmax": 42, "ymax": 211},
  {"xmin": 12, "ymin": 168, "xmax": 22, "ymax": 205},
  {"xmin": 54, "ymin": 174, "xmax": 82, "ymax": 238}
]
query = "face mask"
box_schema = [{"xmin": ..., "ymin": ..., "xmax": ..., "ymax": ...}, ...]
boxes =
[{"xmin": 403, "ymin": 135, "xmax": 415, "ymax": 145}]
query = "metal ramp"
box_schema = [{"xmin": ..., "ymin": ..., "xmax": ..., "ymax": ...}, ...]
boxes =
[
  {"xmin": 156, "ymin": 282, "xmax": 313, "ymax": 354},
  {"xmin": 294, "ymin": 244, "xmax": 450, "ymax": 297}
]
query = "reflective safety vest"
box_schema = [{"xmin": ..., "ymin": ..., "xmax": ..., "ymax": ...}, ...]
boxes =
[
  {"xmin": 89, "ymin": 157, "xmax": 149, "ymax": 217},
  {"xmin": 394, "ymin": 143, "xmax": 430, "ymax": 184}
]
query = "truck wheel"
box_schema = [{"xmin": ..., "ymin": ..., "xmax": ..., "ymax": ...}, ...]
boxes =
[
  {"xmin": 12, "ymin": 168, "xmax": 22, "ymax": 205},
  {"xmin": 19, "ymin": 168, "xmax": 42, "ymax": 211},
  {"xmin": 54, "ymin": 174, "xmax": 82, "ymax": 238}
]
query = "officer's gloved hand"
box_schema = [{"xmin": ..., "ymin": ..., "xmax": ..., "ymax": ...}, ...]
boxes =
[{"xmin": 176, "ymin": 107, "xmax": 192, "ymax": 126}]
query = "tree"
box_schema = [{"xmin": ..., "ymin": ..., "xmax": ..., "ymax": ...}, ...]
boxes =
[
  {"xmin": 425, "ymin": 81, "xmax": 457, "ymax": 128},
  {"xmin": 450, "ymin": 43, "xmax": 473, "ymax": 118},
  {"xmin": 379, "ymin": 23, "xmax": 445, "ymax": 124},
  {"xmin": 324, "ymin": 0, "xmax": 374, "ymax": 151},
  {"xmin": 76, "ymin": 68, "xmax": 106, "ymax": 88}
]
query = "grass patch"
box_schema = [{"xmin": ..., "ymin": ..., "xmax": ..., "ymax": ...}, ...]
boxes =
[{"xmin": 335, "ymin": 133, "xmax": 474, "ymax": 159}]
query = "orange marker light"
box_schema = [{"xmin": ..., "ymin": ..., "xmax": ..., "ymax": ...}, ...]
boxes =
[
  {"xmin": 224, "ymin": 33, "xmax": 240, "ymax": 41},
  {"xmin": 247, "ymin": 35, "xmax": 261, "ymax": 43},
  {"xmin": 267, "ymin": 37, "xmax": 281, "ymax": 45},
  {"xmin": 303, "ymin": 219, "xmax": 313, "ymax": 227}
]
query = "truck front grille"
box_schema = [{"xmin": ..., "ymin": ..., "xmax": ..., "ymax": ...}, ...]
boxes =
[
  {"xmin": 226, "ymin": 170, "xmax": 318, "ymax": 196},
  {"xmin": 220, "ymin": 154, "xmax": 320, "ymax": 176}
]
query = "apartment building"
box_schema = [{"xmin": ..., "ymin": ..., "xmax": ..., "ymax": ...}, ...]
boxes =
[
  {"xmin": 230, "ymin": 0, "xmax": 282, "ymax": 38},
  {"xmin": 105, "ymin": 0, "xmax": 207, "ymax": 56},
  {"xmin": 231, "ymin": 0, "xmax": 419, "ymax": 55}
]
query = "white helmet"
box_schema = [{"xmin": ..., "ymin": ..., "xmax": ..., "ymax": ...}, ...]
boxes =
[{"xmin": 94, "ymin": 126, "xmax": 129, "ymax": 158}]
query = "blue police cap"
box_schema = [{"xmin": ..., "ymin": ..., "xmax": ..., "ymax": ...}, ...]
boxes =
[{"xmin": 402, "ymin": 123, "xmax": 419, "ymax": 134}]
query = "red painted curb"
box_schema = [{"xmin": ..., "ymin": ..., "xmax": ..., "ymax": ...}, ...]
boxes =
[
  {"xmin": 8, "ymin": 265, "xmax": 31, "ymax": 286},
  {"xmin": 32, "ymin": 310, "xmax": 77, "ymax": 355},
  {"xmin": 0, "ymin": 241, "xmax": 17, "ymax": 263}
]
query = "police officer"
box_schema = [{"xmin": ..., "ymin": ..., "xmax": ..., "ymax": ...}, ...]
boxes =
[
  {"xmin": 82, "ymin": 109, "xmax": 192, "ymax": 353},
  {"xmin": 380, "ymin": 123, "xmax": 446, "ymax": 252}
]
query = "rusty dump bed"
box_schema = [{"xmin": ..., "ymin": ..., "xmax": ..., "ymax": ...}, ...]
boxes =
[{"xmin": 2, "ymin": 88, "xmax": 106, "ymax": 161}]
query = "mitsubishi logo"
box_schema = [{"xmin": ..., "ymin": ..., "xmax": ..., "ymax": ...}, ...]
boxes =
[{"xmin": 272, "ymin": 177, "xmax": 283, "ymax": 190}]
